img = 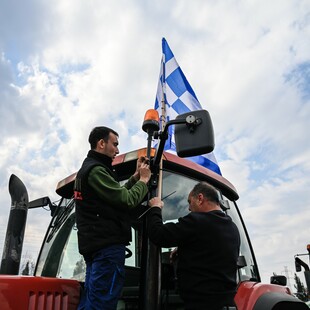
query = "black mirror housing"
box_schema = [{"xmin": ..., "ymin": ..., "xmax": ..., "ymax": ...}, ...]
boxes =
[
  {"xmin": 175, "ymin": 110, "xmax": 215, "ymax": 158},
  {"xmin": 270, "ymin": 275, "xmax": 287, "ymax": 286}
]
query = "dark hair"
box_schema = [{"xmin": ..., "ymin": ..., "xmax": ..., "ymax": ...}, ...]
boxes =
[
  {"xmin": 190, "ymin": 182, "xmax": 220, "ymax": 204},
  {"xmin": 88, "ymin": 126, "xmax": 119, "ymax": 150}
]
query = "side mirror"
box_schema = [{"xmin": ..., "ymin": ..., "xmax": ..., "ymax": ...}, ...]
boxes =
[
  {"xmin": 237, "ymin": 255, "xmax": 247, "ymax": 269},
  {"xmin": 29, "ymin": 196, "xmax": 51, "ymax": 209},
  {"xmin": 270, "ymin": 275, "xmax": 287, "ymax": 286},
  {"xmin": 175, "ymin": 110, "xmax": 215, "ymax": 157}
]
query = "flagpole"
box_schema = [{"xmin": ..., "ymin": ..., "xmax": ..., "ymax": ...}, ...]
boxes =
[
  {"xmin": 157, "ymin": 82, "xmax": 166, "ymax": 199},
  {"xmin": 140, "ymin": 50, "xmax": 168, "ymax": 310},
  {"xmin": 157, "ymin": 51, "xmax": 168, "ymax": 197},
  {"xmin": 141, "ymin": 57, "xmax": 166, "ymax": 310}
]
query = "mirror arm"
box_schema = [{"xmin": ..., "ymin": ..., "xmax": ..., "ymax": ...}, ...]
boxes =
[
  {"xmin": 153, "ymin": 118, "xmax": 188, "ymax": 166},
  {"xmin": 295, "ymin": 256, "xmax": 310, "ymax": 271}
]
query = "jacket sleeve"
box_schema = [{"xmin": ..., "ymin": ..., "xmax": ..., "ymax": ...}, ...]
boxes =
[
  {"xmin": 147, "ymin": 208, "xmax": 197, "ymax": 248},
  {"xmin": 88, "ymin": 166, "xmax": 148, "ymax": 209},
  {"xmin": 124, "ymin": 175, "xmax": 138, "ymax": 189}
]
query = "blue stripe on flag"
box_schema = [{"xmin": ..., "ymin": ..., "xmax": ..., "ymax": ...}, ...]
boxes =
[
  {"xmin": 166, "ymin": 68, "xmax": 187, "ymax": 97},
  {"xmin": 187, "ymin": 155, "xmax": 222, "ymax": 175},
  {"xmin": 155, "ymin": 100, "xmax": 159, "ymax": 110},
  {"xmin": 154, "ymin": 37, "xmax": 222, "ymax": 175},
  {"xmin": 162, "ymin": 39, "xmax": 174, "ymax": 62},
  {"xmin": 172, "ymin": 100, "xmax": 191, "ymax": 114}
]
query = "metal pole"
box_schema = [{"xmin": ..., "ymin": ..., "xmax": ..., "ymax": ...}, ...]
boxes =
[
  {"xmin": 139, "ymin": 63, "xmax": 166, "ymax": 310},
  {"xmin": 139, "ymin": 129, "xmax": 161, "ymax": 310}
]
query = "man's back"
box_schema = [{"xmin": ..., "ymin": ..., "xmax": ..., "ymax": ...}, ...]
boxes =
[
  {"xmin": 148, "ymin": 205, "xmax": 240, "ymax": 309},
  {"xmin": 176, "ymin": 210, "xmax": 240, "ymax": 306},
  {"xmin": 147, "ymin": 181, "xmax": 241, "ymax": 309}
]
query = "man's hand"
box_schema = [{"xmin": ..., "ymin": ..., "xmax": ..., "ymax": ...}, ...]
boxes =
[
  {"xmin": 169, "ymin": 248, "xmax": 178, "ymax": 264},
  {"xmin": 133, "ymin": 156, "xmax": 149, "ymax": 180},
  {"xmin": 148, "ymin": 197, "xmax": 164, "ymax": 209},
  {"xmin": 139, "ymin": 162, "xmax": 151, "ymax": 184}
]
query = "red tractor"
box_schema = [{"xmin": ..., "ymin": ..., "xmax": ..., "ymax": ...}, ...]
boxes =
[{"xmin": 0, "ymin": 110, "xmax": 307, "ymax": 309}]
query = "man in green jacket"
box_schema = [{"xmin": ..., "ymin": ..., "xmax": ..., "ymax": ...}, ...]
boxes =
[{"xmin": 74, "ymin": 126, "xmax": 151, "ymax": 310}]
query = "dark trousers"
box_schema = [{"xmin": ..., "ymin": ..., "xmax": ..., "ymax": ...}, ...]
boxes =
[{"xmin": 78, "ymin": 244, "xmax": 126, "ymax": 310}]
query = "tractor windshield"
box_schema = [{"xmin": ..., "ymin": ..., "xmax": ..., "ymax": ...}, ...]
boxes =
[{"xmin": 36, "ymin": 169, "xmax": 258, "ymax": 280}]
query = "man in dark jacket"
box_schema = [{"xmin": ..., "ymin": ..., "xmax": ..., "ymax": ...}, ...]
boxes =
[
  {"xmin": 147, "ymin": 181, "xmax": 240, "ymax": 310},
  {"xmin": 74, "ymin": 126, "xmax": 151, "ymax": 310}
]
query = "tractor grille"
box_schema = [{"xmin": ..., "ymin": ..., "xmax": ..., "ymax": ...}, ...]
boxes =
[{"xmin": 28, "ymin": 291, "xmax": 69, "ymax": 310}]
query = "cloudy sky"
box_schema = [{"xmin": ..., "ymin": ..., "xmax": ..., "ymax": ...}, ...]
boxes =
[{"xmin": 0, "ymin": 0, "xmax": 309, "ymax": 291}]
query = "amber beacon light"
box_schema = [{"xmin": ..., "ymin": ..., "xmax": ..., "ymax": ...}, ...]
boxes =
[{"xmin": 142, "ymin": 109, "xmax": 160, "ymax": 134}]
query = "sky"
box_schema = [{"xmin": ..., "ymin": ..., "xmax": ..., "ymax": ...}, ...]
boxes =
[{"xmin": 0, "ymin": 0, "xmax": 309, "ymax": 292}]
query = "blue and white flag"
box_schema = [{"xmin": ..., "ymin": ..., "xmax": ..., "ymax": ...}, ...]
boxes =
[{"xmin": 154, "ymin": 38, "xmax": 222, "ymax": 175}]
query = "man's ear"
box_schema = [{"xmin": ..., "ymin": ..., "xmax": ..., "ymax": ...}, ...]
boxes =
[{"xmin": 97, "ymin": 139, "xmax": 105, "ymax": 150}]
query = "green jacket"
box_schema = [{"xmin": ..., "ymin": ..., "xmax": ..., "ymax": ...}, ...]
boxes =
[{"xmin": 74, "ymin": 150, "xmax": 148, "ymax": 255}]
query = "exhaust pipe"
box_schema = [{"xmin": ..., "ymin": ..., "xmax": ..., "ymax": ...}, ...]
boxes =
[{"xmin": 0, "ymin": 174, "xmax": 29, "ymax": 275}]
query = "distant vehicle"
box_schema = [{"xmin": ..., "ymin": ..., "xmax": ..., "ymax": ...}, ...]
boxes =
[{"xmin": 0, "ymin": 109, "xmax": 308, "ymax": 309}]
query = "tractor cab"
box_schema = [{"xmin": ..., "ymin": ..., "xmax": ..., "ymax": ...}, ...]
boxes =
[{"xmin": 34, "ymin": 147, "xmax": 259, "ymax": 309}]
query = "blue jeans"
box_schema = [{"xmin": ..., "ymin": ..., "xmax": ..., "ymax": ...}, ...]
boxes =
[{"xmin": 78, "ymin": 245, "xmax": 126, "ymax": 310}]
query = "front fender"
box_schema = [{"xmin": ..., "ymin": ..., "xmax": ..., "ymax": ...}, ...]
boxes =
[
  {"xmin": 253, "ymin": 291, "xmax": 308, "ymax": 310},
  {"xmin": 234, "ymin": 281, "xmax": 307, "ymax": 310}
]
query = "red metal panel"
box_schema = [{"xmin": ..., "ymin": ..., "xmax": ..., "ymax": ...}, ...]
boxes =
[{"xmin": 0, "ymin": 276, "xmax": 80, "ymax": 310}]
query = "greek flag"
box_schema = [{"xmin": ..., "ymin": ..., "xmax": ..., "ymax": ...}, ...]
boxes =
[{"xmin": 154, "ymin": 38, "xmax": 222, "ymax": 175}]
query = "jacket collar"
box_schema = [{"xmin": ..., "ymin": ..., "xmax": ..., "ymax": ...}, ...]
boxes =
[{"xmin": 87, "ymin": 150, "xmax": 113, "ymax": 168}]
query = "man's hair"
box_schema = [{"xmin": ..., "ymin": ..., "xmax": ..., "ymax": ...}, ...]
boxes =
[
  {"xmin": 88, "ymin": 126, "xmax": 119, "ymax": 150},
  {"xmin": 191, "ymin": 182, "xmax": 220, "ymax": 204}
]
